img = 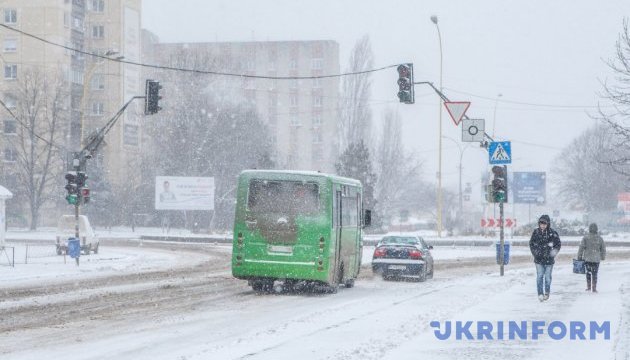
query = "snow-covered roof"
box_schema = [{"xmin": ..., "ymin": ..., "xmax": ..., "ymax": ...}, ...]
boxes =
[{"xmin": 0, "ymin": 185, "xmax": 12, "ymax": 199}]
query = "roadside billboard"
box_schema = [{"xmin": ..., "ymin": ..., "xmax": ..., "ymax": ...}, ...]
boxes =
[
  {"xmin": 512, "ymin": 172, "xmax": 546, "ymax": 204},
  {"xmin": 155, "ymin": 176, "xmax": 215, "ymax": 210}
]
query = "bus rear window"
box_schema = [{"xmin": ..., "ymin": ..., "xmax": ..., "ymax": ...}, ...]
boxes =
[{"xmin": 248, "ymin": 180, "xmax": 319, "ymax": 214}]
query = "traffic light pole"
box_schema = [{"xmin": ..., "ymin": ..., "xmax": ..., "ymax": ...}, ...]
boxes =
[
  {"xmin": 68, "ymin": 95, "xmax": 146, "ymax": 250},
  {"xmin": 499, "ymin": 200, "xmax": 505, "ymax": 276}
]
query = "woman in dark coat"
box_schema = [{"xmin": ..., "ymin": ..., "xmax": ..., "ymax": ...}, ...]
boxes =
[
  {"xmin": 578, "ymin": 223, "xmax": 606, "ymax": 293},
  {"xmin": 529, "ymin": 215, "xmax": 561, "ymax": 301}
]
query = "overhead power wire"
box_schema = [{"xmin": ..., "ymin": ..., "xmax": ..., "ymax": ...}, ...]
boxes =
[
  {"xmin": 0, "ymin": 97, "xmax": 67, "ymax": 152},
  {"xmin": 444, "ymin": 87, "xmax": 614, "ymax": 109},
  {"xmin": 0, "ymin": 23, "xmax": 397, "ymax": 80}
]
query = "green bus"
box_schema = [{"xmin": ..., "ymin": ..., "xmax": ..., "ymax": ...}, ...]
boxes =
[{"xmin": 231, "ymin": 170, "xmax": 371, "ymax": 293}]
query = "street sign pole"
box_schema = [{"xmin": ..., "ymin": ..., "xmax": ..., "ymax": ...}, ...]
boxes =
[{"xmin": 499, "ymin": 200, "xmax": 505, "ymax": 276}]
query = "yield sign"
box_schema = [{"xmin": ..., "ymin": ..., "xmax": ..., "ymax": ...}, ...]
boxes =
[{"xmin": 444, "ymin": 101, "xmax": 471, "ymax": 126}]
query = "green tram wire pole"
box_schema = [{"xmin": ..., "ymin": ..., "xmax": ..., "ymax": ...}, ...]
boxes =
[{"xmin": 415, "ymin": 81, "xmax": 508, "ymax": 276}]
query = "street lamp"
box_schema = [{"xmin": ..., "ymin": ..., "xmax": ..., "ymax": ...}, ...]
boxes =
[
  {"xmin": 431, "ymin": 15, "xmax": 444, "ymax": 237},
  {"xmin": 491, "ymin": 93, "xmax": 502, "ymax": 138},
  {"xmin": 442, "ymin": 136, "xmax": 472, "ymax": 220},
  {"xmin": 80, "ymin": 50, "xmax": 124, "ymax": 148}
]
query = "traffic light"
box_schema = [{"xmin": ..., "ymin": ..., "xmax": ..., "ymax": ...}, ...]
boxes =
[
  {"xmin": 491, "ymin": 165, "xmax": 508, "ymax": 203},
  {"xmin": 484, "ymin": 184, "xmax": 494, "ymax": 203},
  {"xmin": 65, "ymin": 172, "xmax": 78, "ymax": 205},
  {"xmin": 396, "ymin": 63, "xmax": 414, "ymax": 104},
  {"xmin": 80, "ymin": 187, "xmax": 90, "ymax": 204},
  {"xmin": 76, "ymin": 172, "xmax": 88, "ymax": 188},
  {"xmin": 145, "ymin": 79, "xmax": 162, "ymax": 115}
]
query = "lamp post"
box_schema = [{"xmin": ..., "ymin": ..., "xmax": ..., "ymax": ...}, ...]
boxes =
[
  {"xmin": 442, "ymin": 136, "xmax": 472, "ymax": 221},
  {"xmin": 491, "ymin": 93, "xmax": 502, "ymax": 138},
  {"xmin": 80, "ymin": 50, "xmax": 124, "ymax": 148},
  {"xmin": 430, "ymin": 15, "xmax": 444, "ymax": 237}
]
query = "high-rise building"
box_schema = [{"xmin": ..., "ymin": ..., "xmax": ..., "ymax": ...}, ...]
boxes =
[
  {"xmin": 0, "ymin": 0, "xmax": 143, "ymax": 226},
  {"xmin": 143, "ymin": 39, "xmax": 341, "ymax": 172}
]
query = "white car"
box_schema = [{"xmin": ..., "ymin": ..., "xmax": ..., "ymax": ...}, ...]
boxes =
[{"xmin": 55, "ymin": 215, "xmax": 99, "ymax": 255}]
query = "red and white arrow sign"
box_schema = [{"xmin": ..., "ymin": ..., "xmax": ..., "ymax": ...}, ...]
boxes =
[
  {"xmin": 444, "ymin": 101, "xmax": 471, "ymax": 126},
  {"xmin": 481, "ymin": 218, "xmax": 517, "ymax": 228}
]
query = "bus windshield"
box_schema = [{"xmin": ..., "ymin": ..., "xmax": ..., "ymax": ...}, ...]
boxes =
[{"xmin": 247, "ymin": 179, "xmax": 320, "ymax": 215}]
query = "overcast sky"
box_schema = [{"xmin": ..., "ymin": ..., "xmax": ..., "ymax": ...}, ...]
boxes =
[{"xmin": 142, "ymin": 0, "xmax": 630, "ymax": 215}]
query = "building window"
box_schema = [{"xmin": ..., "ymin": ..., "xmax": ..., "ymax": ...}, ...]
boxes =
[
  {"xmin": 3, "ymin": 147, "xmax": 17, "ymax": 162},
  {"xmin": 71, "ymin": 70, "xmax": 84, "ymax": 84},
  {"xmin": 312, "ymin": 78, "xmax": 322, "ymax": 89},
  {"xmin": 3, "ymin": 95, "xmax": 16, "ymax": 109},
  {"xmin": 312, "ymin": 131, "xmax": 323, "ymax": 144},
  {"xmin": 91, "ymin": 0, "xmax": 105, "ymax": 12},
  {"xmin": 289, "ymin": 59, "xmax": 298, "ymax": 70},
  {"xmin": 290, "ymin": 113, "xmax": 301, "ymax": 126},
  {"xmin": 289, "ymin": 79, "xmax": 298, "ymax": 90},
  {"xmin": 268, "ymin": 79, "xmax": 277, "ymax": 90},
  {"xmin": 311, "ymin": 58, "xmax": 323, "ymax": 70},
  {"xmin": 268, "ymin": 61, "xmax": 276, "ymax": 71},
  {"xmin": 313, "ymin": 95, "xmax": 323, "ymax": 108},
  {"xmin": 3, "ymin": 38, "xmax": 17, "ymax": 52},
  {"xmin": 64, "ymin": 12, "xmax": 70, "ymax": 27},
  {"xmin": 4, "ymin": 119, "xmax": 17, "ymax": 134},
  {"xmin": 4, "ymin": 64, "xmax": 17, "ymax": 79},
  {"xmin": 92, "ymin": 25, "xmax": 105, "ymax": 39},
  {"xmin": 289, "ymin": 94, "xmax": 298, "ymax": 107},
  {"xmin": 4, "ymin": 9, "xmax": 17, "ymax": 24},
  {"xmin": 72, "ymin": 15, "xmax": 83, "ymax": 31},
  {"xmin": 91, "ymin": 102, "xmax": 104, "ymax": 116},
  {"xmin": 246, "ymin": 60, "xmax": 256, "ymax": 71},
  {"xmin": 312, "ymin": 148, "xmax": 324, "ymax": 162},
  {"xmin": 312, "ymin": 114, "xmax": 322, "ymax": 127},
  {"xmin": 90, "ymin": 74, "xmax": 105, "ymax": 90},
  {"xmin": 243, "ymin": 78, "xmax": 255, "ymax": 90}
]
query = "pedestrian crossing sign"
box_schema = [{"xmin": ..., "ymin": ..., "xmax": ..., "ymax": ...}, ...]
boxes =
[{"xmin": 488, "ymin": 141, "xmax": 511, "ymax": 164}]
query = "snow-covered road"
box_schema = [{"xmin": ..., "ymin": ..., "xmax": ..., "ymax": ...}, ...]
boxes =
[{"xmin": 1, "ymin": 242, "xmax": 629, "ymax": 360}]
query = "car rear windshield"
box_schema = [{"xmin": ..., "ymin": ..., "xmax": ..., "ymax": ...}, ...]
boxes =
[
  {"xmin": 247, "ymin": 179, "xmax": 320, "ymax": 214},
  {"xmin": 380, "ymin": 236, "xmax": 419, "ymax": 245}
]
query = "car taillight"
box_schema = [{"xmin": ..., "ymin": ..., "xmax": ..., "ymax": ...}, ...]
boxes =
[
  {"xmin": 409, "ymin": 249, "xmax": 423, "ymax": 259},
  {"xmin": 373, "ymin": 247, "xmax": 387, "ymax": 258}
]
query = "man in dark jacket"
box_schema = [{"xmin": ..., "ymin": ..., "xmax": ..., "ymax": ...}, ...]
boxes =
[{"xmin": 529, "ymin": 215, "xmax": 561, "ymax": 302}]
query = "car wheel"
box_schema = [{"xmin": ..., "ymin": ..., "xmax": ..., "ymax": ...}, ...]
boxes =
[
  {"xmin": 418, "ymin": 266, "xmax": 427, "ymax": 282},
  {"xmin": 344, "ymin": 278, "xmax": 355, "ymax": 288},
  {"xmin": 428, "ymin": 266, "xmax": 434, "ymax": 279},
  {"xmin": 93, "ymin": 243, "xmax": 99, "ymax": 254}
]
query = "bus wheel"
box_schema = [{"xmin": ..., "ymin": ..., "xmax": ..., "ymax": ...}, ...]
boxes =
[
  {"xmin": 252, "ymin": 279, "xmax": 274, "ymax": 293},
  {"xmin": 344, "ymin": 278, "xmax": 355, "ymax": 288}
]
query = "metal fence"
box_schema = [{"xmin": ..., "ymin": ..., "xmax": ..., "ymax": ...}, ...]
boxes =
[{"xmin": 3, "ymin": 243, "xmax": 58, "ymax": 265}]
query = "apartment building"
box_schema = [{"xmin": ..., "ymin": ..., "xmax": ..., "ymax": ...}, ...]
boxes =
[
  {"xmin": 0, "ymin": 0, "xmax": 143, "ymax": 184},
  {"xmin": 0, "ymin": 0, "xmax": 142, "ymax": 226},
  {"xmin": 143, "ymin": 38, "xmax": 341, "ymax": 172}
]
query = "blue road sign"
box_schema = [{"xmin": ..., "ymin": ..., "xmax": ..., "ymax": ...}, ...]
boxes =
[
  {"xmin": 512, "ymin": 172, "xmax": 546, "ymax": 204},
  {"xmin": 488, "ymin": 141, "xmax": 512, "ymax": 165}
]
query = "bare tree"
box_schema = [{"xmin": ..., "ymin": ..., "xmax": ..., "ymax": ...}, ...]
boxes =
[
  {"xmin": 596, "ymin": 18, "xmax": 630, "ymax": 176},
  {"xmin": 142, "ymin": 49, "xmax": 274, "ymax": 230},
  {"xmin": 553, "ymin": 124, "xmax": 626, "ymax": 212},
  {"xmin": 3, "ymin": 69, "xmax": 68, "ymax": 229},
  {"xmin": 338, "ymin": 35, "xmax": 374, "ymax": 153},
  {"xmin": 374, "ymin": 108, "xmax": 423, "ymax": 225}
]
